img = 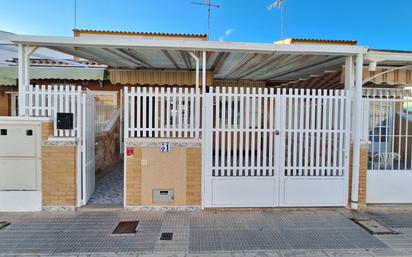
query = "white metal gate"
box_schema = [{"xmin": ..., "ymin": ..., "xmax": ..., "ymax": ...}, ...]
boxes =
[
  {"xmin": 23, "ymin": 85, "xmax": 97, "ymax": 206},
  {"xmin": 203, "ymin": 88, "xmax": 350, "ymax": 207},
  {"xmin": 363, "ymin": 89, "xmax": 412, "ymax": 203},
  {"xmin": 81, "ymin": 90, "xmax": 96, "ymax": 205}
]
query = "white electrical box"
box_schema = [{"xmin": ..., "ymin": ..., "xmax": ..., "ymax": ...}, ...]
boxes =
[
  {"xmin": 0, "ymin": 125, "xmax": 37, "ymax": 157},
  {"xmin": 0, "ymin": 123, "xmax": 39, "ymax": 191},
  {"xmin": 152, "ymin": 189, "xmax": 175, "ymax": 203}
]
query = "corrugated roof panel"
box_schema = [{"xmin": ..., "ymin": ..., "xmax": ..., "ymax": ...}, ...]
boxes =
[
  {"xmin": 73, "ymin": 29, "xmax": 207, "ymax": 39},
  {"xmin": 132, "ymin": 49, "xmax": 177, "ymax": 69},
  {"xmin": 275, "ymin": 38, "xmax": 357, "ymax": 45},
  {"xmin": 44, "ymin": 45, "xmax": 348, "ymax": 82}
]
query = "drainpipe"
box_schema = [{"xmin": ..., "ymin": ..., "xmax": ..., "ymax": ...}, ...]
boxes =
[
  {"xmin": 351, "ymin": 53, "xmax": 364, "ymax": 209},
  {"xmin": 188, "ymin": 52, "xmax": 200, "ymax": 138},
  {"xmin": 202, "ymin": 51, "xmax": 206, "ymax": 97}
]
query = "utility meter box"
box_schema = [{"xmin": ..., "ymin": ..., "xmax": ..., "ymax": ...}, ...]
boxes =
[
  {"xmin": 0, "ymin": 123, "xmax": 39, "ymax": 191},
  {"xmin": 152, "ymin": 189, "xmax": 175, "ymax": 203},
  {"xmin": 56, "ymin": 112, "xmax": 73, "ymax": 130},
  {"xmin": 0, "ymin": 124, "xmax": 37, "ymax": 157}
]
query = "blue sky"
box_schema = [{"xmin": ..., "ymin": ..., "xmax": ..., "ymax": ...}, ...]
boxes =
[{"xmin": 1, "ymin": 0, "xmax": 412, "ymax": 50}]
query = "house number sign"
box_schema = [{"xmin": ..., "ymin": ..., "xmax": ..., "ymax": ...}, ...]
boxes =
[{"xmin": 160, "ymin": 143, "xmax": 170, "ymax": 153}]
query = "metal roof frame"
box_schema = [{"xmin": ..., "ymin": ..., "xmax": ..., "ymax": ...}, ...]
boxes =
[{"xmin": 10, "ymin": 35, "xmax": 367, "ymax": 56}]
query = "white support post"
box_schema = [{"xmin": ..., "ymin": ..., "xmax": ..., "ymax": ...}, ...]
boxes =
[
  {"xmin": 351, "ymin": 53, "xmax": 364, "ymax": 209},
  {"xmin": 344, "ymin": 56, "xmax": 354, "ymax": 207},
  {"xmin": 201, "ymin": 50, "xmax": 207, "ymax": 209},
  {"xmin": 17, "ymin": 44, "xmax": 26, "ymax": 116},
  {"xmin": 18, "ymin": 44, "xmax": 38, "ymax": 116}
]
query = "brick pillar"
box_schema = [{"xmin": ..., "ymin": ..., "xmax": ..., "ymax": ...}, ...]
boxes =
[
  {"xmin": 348, "ymin": 141, "xmax": 369, "ymax": 208},
  {"xmin": 125, "ymin": 147, "xmax": 142, "ymax": 206},
  {"xmin": 42, "ymin": 144, "xmax": 77, "ymax": 209}
]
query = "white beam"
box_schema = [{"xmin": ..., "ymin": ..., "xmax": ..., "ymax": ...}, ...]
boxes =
[
  {"xmin": 351, "ymin": 53, "xmax": 364, "ymax": 209},
  {"xmin": 10, "ymin": 35, "xmax": 367, "ymax": 56},
  {"xmin": 365, "ymin": 51, "xmax": 412, "ymax": 63}
]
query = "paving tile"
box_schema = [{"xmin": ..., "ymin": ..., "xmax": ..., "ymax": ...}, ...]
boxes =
[{"xmin": 0, "ymin": 209, "xmax": 403, "ymax": 255}]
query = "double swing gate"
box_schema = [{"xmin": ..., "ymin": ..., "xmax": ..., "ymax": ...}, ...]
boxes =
[{"xmin": 203, "ymin": 87, "xmax": 350, "ymax": 207}]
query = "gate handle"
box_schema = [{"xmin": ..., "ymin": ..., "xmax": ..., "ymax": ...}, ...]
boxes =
[{"xmin": 275, "ymin": 130, "xmax": 280, "ymax": 136}]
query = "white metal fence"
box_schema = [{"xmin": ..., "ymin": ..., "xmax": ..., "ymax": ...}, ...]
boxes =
[
  {"xmin": 25, "ymin": 85, "xmax": 83, "ymax": 137},
  {"xmin": 363, "ymin": 88, "xmax": 412, "ymax": 171},
  {"xmin": 363, "ymin": 88, "xmax": 412, "ymax": 204},
  {"xmin": 124, "ymin": 87, "xmax": 201, "ymax": 138}
]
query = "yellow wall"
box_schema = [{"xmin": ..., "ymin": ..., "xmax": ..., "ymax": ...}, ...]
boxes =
[
  {"xmin": 125, "ymin": 146, "xmax": 201, "ymax": 206},
  {"xmin": 141, "ymin": 148, "xmax": 187, "ymax": 205},
  {"xmin": 42, "ymin": 146, "xmax": 77, "ymax": 206}
]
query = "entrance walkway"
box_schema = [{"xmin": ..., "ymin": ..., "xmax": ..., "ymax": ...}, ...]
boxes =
[
  {"xmin": 0, "ymin": 209, "xmax": 404, "ymax": 256},
  {"xmin": 88, "ymin": 162, "xmax": 123, "ymax": 205}
]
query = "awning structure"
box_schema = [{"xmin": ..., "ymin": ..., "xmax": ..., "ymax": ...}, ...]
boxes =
[
  {"xmin": 108, "ymin": 69, "xmax": 213, "ymax": 86},
  {"xmin": 9, "ymin": 35, "xmax": 367, "ymax": 83},
  {"xmin": 0, "ymin": 66, "xmax": 105, "ymax": 86}
]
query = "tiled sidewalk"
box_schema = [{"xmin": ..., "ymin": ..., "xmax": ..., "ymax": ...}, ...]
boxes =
[{"xmin": 0, "ymin": 210, "xmax": 401, "ymax": 256}]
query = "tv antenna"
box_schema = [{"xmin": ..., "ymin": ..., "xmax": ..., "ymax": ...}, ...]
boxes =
[
  {"xmin": 267, "ymin": 0, "xmax": 285, "ymax": 39},
  {"xmin": 192, "ymin": 0, "xmax": 220, "ymax": 38}
]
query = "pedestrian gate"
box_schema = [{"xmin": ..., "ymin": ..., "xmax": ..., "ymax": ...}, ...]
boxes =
[
  {"xmin": 81, "ymin": 90, "xmax": 96, "ymax": 205},
  {"xmin": 203, "ymin": 88, "xmax": 350, "ymax": 207},
  {"xmin": 23, "ymin": 85, "xmax": 96, "ymax": 206}
]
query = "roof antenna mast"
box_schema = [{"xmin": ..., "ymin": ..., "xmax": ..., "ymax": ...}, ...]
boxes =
[
  {"xmin": 267, "ymin": 0, "xmax": 285, "ymax": 39},
  {"xmin": 74, "ymin": 0, "xmax": 77, "ymax": 30},
  {"xmin": 192, "ymin": 0, "xmax": 220, "ymax": 38}
]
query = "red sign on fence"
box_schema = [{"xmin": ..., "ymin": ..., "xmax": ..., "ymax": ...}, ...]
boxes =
[{"xmin": 126, "ymin": 147, "xmax": 134, "ymax": 157}]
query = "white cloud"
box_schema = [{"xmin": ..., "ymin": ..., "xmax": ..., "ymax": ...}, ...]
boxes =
[
  {"xmin": 219, "ymin": 28, "xmax": 234, "ymax": 42},
  {"xmin": 225, "ymin": 29, "xmax": 234, "ymax": 36}
]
